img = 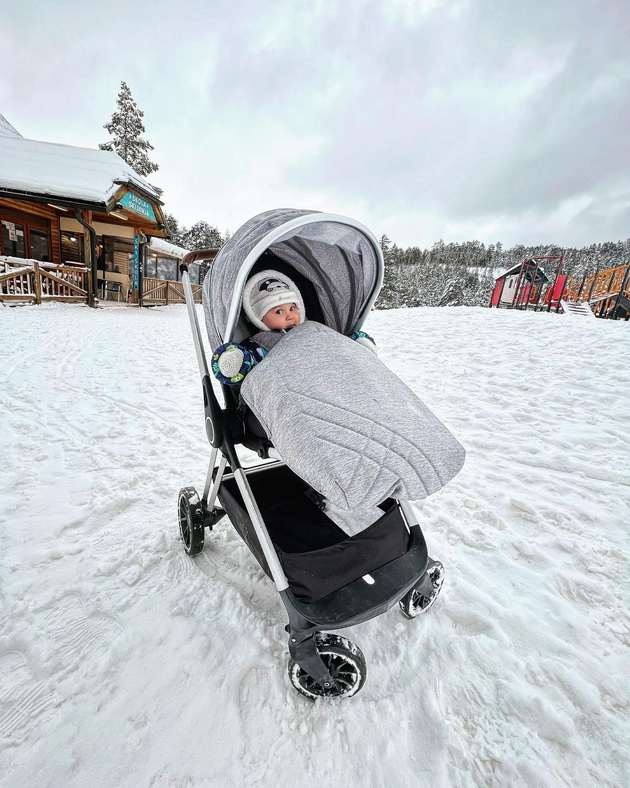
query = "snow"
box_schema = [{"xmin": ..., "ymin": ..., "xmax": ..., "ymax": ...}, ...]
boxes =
[
  {"xmin": 1, "ymin": 255, "xmax": 86, "ymax": 271},
  {"xmin": 1, "ymin": 303, "xmax": 629, "ymax": 787},
  {"xmin": 147, "ymin": 237, "xmax": 190, "ymax": 259},
  {"xmin": 0, "ymin": 136, "xmax": 160, "ymax": 205},
  {"xmin": 0, "ymin": 114, "xmax": 22, "ymax": 139}
]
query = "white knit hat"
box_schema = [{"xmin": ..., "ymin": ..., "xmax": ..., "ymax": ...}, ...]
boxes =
[{"xmin": 243, "ymin": 269, "xmax": 305, "ymax": 331}]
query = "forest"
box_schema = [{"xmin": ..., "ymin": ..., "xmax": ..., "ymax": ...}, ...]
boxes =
[
  {"xmin": 376, "ymin": 236, "xmax": 630, "ymax": 309},
  {"xmin": 162, "ymin": 206, "xmax": 629, "ymax": 310}
]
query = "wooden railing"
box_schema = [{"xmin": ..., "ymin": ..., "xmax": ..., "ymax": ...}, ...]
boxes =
[
  {"xmin": 142, "ymin": 277, "xmax": 202, "ymax": 305},
  {"xmin": 0, "ymin": 257, "xmax": 88, "ymax": 303},
  {"xmin": 563, "ymin": 265, "xmax": 630, "ymax": 304}
]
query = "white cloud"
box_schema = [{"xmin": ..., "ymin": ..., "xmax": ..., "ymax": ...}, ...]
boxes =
[{"xmin": 2, "ymin": 0, "xmax": 629, "ymax": 247}]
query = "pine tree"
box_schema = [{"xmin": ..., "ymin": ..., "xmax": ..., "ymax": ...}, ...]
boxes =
[
  {"xmin": 164, "ymin": 213, "xmax": 184, "ymax": 246},
  {"xmin": 181, "ymin": 221, "xmax": 224, "ymax": 251},
  {"xmin": 99, "ymin": 81, "xmax": 159, "ymax": 177}
]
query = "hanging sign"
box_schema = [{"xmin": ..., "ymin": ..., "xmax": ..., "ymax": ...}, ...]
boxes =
[
  {"xmin": 118, "ymin": 191, "xmax": 156, "ymax": 222},
  {"xmin": 133, "ymin": 234, "xmax": 140, "ymax": 290},
  {"xmin": 2, "ymin": 220, "xmax": 17, "ymax": 242}
]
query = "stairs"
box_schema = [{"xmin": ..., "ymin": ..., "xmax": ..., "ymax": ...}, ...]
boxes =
[{"xmin": 560, "ymin": 299, "xmax": 596, "ymax": 318}]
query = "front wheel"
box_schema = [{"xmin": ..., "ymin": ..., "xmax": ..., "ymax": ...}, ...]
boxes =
[
  {"xmin": 399, "ymin": 559, "xmax": 445, "ymax": 619},
  {"xmin": 288, "ymin": 634, "xmax": 367, "ymax": 700},
  {"xmin": 178, "ymin": 487, "xmax": 205, "ymax": 556}
]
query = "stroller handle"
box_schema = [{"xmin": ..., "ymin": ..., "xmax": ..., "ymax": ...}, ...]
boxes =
[{"xmin": 180, "ymin": 248, "xmax": 220, "ymax": 269}]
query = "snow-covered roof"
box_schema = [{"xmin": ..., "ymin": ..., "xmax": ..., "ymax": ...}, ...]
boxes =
[
  {"xmin": 495, "ymin": 261, "xmax": 549, "ymax": 281},
  {"xmin": 0, "ymin": 135, "xmax": 160, "ymax": 206},
  {"xmin": 0, "ymin": 113, "xmax": 22, "ymax": 138},
  {"xmin": 148, "ymin": 237, "xmax": 190, "ymax": 260}
]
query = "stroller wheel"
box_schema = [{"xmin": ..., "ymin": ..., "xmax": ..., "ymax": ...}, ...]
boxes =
[
  {"xmin": 178, "ymin": 487, "xmax": 205, "ymax": 556},
  {"xmin": 399, "ymin": 559, "xmax": 445, "ymax": 619},
  {"xmin": 288, "ymin": 634, "xmax": 367, "ymax": 700}
]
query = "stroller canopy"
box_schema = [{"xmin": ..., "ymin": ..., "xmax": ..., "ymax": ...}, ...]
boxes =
[{"xmin": 202, "ymin": 209, "xmax": 383, "ymax": 349}]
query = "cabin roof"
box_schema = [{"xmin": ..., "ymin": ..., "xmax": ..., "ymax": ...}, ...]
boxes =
[{"xmin": 0, "ymin": 135, "xmax": 160, "ymax": 207}]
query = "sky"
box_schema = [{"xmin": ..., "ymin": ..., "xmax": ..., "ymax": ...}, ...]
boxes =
[{"xmin": 1, "ymin": 0, "xmax": 629, "ymax": 249}]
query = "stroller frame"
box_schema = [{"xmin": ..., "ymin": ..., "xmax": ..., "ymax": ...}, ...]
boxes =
[{"xmin": 178, "ymin": 214, "xmax": 441, "ymax": 697}]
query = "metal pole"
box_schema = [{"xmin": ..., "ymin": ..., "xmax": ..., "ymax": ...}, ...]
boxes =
[
  {"xmin": 612, "ymin": 264, "xmax": 630, "ymax": 319},
  {"xmin": 204, "ymin": 453, "xmax": 227, "ymax": 511},
  {"xmin": 233, "ymin": 467, "xmax": 289, "ymax": 591},
  {"xmin": 181, "ymin": 265, "xmax": 210, "ymax": 381},
  {"xmin": 138, "ymin": 240, "xmax": 147, "ymax": 306}
]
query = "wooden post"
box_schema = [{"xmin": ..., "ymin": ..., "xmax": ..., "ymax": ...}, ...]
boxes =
[
  {"xmin": 33, "ymin": 261, "xmax": 42, "ymax": 304},
  {"xmin": 512, "ymin": 262, "xmax": 527, "ymax": 309}
]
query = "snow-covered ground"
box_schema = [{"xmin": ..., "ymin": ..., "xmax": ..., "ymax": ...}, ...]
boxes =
[{"xmin": 1, "ymin": 302, "xmax": 629, "ymax": 787}]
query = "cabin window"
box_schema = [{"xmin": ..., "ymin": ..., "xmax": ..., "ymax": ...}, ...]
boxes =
[
  {"xmin": 61, "ymin": 231, "xmax": 85, "ymax": 264},
  {"xmin": 156, "ymin": 257, "xmax": 177, "ymax": 281},
  {"xmin": 30, "ymin": 228, "xmax": 51, "ymax": 261},
  {"xmin": 1, "ymin": 220, "xmax": 26, "ymax": 258},
  {"xmin": 104, "ymin": 237, "xmax": 133, "ymax": 275},
  {"xmin": 1, "ymin": 213, "xmax": 51, "ymax": 261},
  {"xmin": 144, "ymin": 254, "xmax": 158, "ymax": 278}
]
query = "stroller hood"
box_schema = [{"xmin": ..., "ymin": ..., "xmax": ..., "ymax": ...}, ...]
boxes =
[{"xmin": 202, "ymin": 209, "xmax": 383, "ymax": 349}]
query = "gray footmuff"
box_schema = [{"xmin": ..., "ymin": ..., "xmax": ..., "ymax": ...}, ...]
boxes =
[{"xmin": 240, "ymin": 321, "xmax": 465, "ymax": 510}]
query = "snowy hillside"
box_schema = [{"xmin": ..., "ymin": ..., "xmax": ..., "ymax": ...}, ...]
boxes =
[{"xmin": 1, "ymin": 303, "xmax": 629, "ymax": 787}]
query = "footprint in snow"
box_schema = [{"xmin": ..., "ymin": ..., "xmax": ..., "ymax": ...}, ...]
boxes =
[
  {"xmin": 42, "ymin": 593, "xmax": 123, "ymax": 665},
  {"xmin": 0, "ymin": 651, "xmax": 61, "ymax": 742}
]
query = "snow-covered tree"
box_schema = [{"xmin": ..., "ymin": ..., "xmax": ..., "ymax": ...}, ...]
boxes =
[
  {"xmin": 164, "ymin": 213, "xmax": 185, "ymax": 246},
  {"xmin": 181, "ymin": 221, "xmax": 224, "ymax": 251},
  {"xmin": 99, "ymin": 81, "xmax": 159, "ymax": 177}
]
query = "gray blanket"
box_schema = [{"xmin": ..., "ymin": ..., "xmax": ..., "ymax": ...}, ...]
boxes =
[{"xmin": 240, "ymin": 321, "xmax": 465, "ymax": 510}]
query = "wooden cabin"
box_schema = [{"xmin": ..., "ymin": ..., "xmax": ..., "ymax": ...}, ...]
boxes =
[{"xmin": 0, "ymin": 126, "xmax": 168, "ymax": 305}]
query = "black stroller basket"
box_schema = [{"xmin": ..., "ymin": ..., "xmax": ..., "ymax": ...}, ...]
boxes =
[{"xmin": 176, "ymin": 214, "xmax": 445, "ymax": 699}]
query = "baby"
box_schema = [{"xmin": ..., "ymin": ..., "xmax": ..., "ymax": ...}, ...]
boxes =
[{"xmin": 212, "ymin": 269, "xmax": 375, "ymax": 385}]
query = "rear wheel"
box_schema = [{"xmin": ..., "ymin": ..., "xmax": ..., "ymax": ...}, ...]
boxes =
[
  {"xmin": 178, "ymin": 487, "xmax": 205, "ymax": 556},
  {"xmin": 288, "ymin": 634, "xmax": 367, "ymax": 700},
  {"xmin": 399, "ymin": 559, "xmax": 445, "ymax": 618}
]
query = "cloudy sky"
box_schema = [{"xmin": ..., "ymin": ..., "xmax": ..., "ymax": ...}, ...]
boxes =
[{"xmin": 1, "ymin": 0, "xmax": 629, "ymax": 248}]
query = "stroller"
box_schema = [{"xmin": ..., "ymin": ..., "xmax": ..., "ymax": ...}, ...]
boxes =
[{"xmin": 178, "ymin": 209, "xmax": 457, "ymax": 700}]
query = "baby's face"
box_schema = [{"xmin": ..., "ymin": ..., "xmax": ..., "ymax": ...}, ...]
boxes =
[{"xmin": 262, "ymin": 302, "xmax": 300, "ymax": 330}]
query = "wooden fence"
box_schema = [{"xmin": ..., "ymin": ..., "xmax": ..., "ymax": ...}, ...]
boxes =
[
  {"xmin": 142, "ymin": 277, "xmax": 202, "ymax": 305},
  {"xmin": 0, "ymin": 258, "xmax": 203, "ymax": 307},
  {"xmin": 0, "ymin": 258, "xmax": 88, "ymax": 303}
]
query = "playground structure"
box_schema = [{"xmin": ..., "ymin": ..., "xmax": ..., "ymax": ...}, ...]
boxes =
[{"xmin": 490, "ymin": 256, "xmax": 630, "ymax": 320}]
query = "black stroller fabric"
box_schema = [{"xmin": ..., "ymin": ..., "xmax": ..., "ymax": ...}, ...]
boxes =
[
  {"xmin": 218, "ymin": 465, "xmax": 412, "ymax": 603},
  {"xmin": 274, "ymin": 502, "xmax": 411, "ymax": 602}
]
